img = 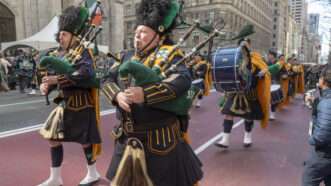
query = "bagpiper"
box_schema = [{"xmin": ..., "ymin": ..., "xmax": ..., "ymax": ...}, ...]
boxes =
[
  {"xmin": 38, "ymin": 5, "xmax": 102, "ymax": 186},
  {"xmin": 103, "ymin": 0, "xmax": 203, "ymax": 185}
]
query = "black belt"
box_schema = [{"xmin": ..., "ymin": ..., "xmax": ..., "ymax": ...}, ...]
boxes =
[{"xmin": 122, "ymin": 117, "xmax": 177, "ymax": 135}]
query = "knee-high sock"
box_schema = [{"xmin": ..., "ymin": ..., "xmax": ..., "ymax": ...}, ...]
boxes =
[
  {"xmin": 223, "ymin": 119, "xmax": 234, "ymax": 133},
  {"xmin": 83, "ymin": 145, "xmax": 96, "ymax": 165},
  {"xmin": 271, "ymin": 104, "xmax": 277, "ymax": 112},
  {"xmin": 244, "ymin": 120, "xmax": 254, "ymax": 132},
  {"xmin": 51, "ymin": 145, "xmax": 63, "ymax": 167}
]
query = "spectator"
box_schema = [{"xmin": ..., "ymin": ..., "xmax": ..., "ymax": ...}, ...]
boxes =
[
  {"xmin": 0, "ymin": 52, "xmax": 11, "ymax": 91},
  {"xmin": 302, "ymin": 64, "xmax": 331, "ymax": 186}
]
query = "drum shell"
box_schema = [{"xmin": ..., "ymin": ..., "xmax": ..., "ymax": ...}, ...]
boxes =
[
  {"xmin": 211, "ymin": 47, "xmax": 248, "ymax": 92},
  {"xmin": 270, "ymin": 84, "xmax": 283, "ymax": 105}
]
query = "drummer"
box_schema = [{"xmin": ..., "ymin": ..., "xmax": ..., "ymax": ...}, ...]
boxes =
[
  {"xmin": 215, "ymin": 38, "xmax": 271, "ymax": 149},
  {"xmin": 266, "ymin": 50, "xmax": 285, "ymax": 120},
  {"xmin": 187, "ymin": 54, "xmax": 212, "ymax": 108}
]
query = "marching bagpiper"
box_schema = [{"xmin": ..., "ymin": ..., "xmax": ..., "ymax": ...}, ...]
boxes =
[
  {"xmin": 103, "ymin": 0, "xmax": 203, "ymax": 185},
  {"xmin": 38, "ymin": 5, "xmax": 102, "ymax": 186}
]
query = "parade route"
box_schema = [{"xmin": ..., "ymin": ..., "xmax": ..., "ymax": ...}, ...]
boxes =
[{"xmin": 0, "ymin": 92, "xmax": 311, "ymax": 186}]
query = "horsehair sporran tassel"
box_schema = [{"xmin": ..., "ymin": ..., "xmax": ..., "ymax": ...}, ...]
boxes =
[{"xmin": 39, "ymin": 105, "xmax": 64, "ymax": 140}]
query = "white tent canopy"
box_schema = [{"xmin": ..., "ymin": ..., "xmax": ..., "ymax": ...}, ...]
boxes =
[{"xmin": 1, "ymin": 16, "xmax": 108, "ymax": 53}]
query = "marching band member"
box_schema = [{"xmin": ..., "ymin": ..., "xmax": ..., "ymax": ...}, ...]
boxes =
[
  {"xmin": 188, "ymin": 55, "xmax": 212, "ymax": 108},
  {"xmin": 38, "ymin": 6, "xmax": 102, "ymax": 186},
  {"xmin": 215, "ymin": 38, "xmax": 271, "ymax": 149},
  {"xmin": 267, "ymin": 50, "xmax": 285, "ymax": 120},
  {"xmin": 104, "ymin": 0, "xmax": 203, "ymax": 185},
  {"xmin": 278, "ymin": 55, "xmax": 291, "ymax": 108},
  {"xmin": 290, "ymin": 58, "xmax": 305, "ymax": 97}
]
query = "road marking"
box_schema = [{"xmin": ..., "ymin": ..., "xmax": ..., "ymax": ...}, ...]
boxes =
[
  {"xmin": 0, "ymin": 99, "xmax": 46, "ymax": 108},
  {"xmin": 194, "ymin": 119, "xmax": 244, "ymax": 155},
  {"xmin": 0, "ymin": 109, "xmax": 116, "ymax": 138},
  {"xmin": 0, "ymin": 90, "xmax": 219, "ymax": 138}
]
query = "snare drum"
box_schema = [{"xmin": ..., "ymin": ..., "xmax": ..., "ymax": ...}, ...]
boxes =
[
  {"xmin": 270, "ymin": 84, "xmax": 283, "ymax": 105},
  {"xmin": 211, "ymin": 47, "xmax": 251, "ymax": 92}
]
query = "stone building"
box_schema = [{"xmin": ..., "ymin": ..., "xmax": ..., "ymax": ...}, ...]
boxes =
[
  {"xmin": 123, "ymin": 0, "xmax": 273, "ymax": 54},
  {"xmin": 0, "ymin": 0, "xmax": 124, "ymax": 52}
]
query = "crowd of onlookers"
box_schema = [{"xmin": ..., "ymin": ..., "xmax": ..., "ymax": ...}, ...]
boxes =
[
  {"xmin": 0, "ymin": 49, "xmax": 39, "ymax": 94},
  {"xmin": 0, "ymin": 48, "xmax": 116, "ymax": 95}
]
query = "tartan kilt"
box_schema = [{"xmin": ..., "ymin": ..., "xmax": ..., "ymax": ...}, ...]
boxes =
[{"xmin": 221, "ymin": 89, "xmax": 264, "ymax": 120}]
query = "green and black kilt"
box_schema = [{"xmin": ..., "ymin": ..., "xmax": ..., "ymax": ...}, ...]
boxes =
[
  {"xmin": 59, "ymin": 107, "xmax": 101, "ymax": 144},
  {"xmin": 106, "ymin": 117, "xmax": 203, "ymax": 186},
  {"xmin": 47, "ymin": 89, "xmax": 101, "ymax": 144},
  {"xmin": 220, "ymin": 88, "xmax": 263, "ymax": 120}
]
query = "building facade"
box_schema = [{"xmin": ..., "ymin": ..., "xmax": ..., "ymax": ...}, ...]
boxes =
[
  {"xmin": 0, "ymin": 0, "xmax": 62, "ymax": 43},
  {"xmin": 289, "ymin": 0, "xmax": 309, "ymax": 61},
  {"xmin": 286, "ymin": 11, "xmax": 299, "ymax": 57},
  {"xmin": 0, "ymin": 0, "xmax": 124, "ymax": 53},
  {"xmin": 271, "ymin": 0, "xmax": 288, "ymax": 54},
  {"xmin": 123, "ymin": 0, "xmax": 273, "ymax": 54},
  {"xmin": 308, "ymin": 13, "xmax": 319, "ymax": 34}
]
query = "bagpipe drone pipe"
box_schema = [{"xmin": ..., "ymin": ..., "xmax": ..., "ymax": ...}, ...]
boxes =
[
  {"xmin": 118, "ymin": 21, "xmax": 226, "ymax": 116},
  {"xmin": 38, "ymin": 0, "xmax": 103, "ymax": 105}
]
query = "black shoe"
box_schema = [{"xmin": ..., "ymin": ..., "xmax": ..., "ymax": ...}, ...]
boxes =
[
  {"xmin": 214, "ymin": 143, "xmax": 228, "ymax": 148},
  {"xmin": 243, "ymin": 143, "xmax": 252, "ymax": 148},
  {"xmin": 78, "ymin": 179, "xmax": 100, "ymax": 186}
]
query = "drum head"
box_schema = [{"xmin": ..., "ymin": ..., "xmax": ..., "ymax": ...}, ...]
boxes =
[
  {"xmin": 192, "ymin": 79, "xmax": 203, "ymax": 84},
  {"xmin": 271, "ymin": 84, "xmax": 281, "ymax": 91}
]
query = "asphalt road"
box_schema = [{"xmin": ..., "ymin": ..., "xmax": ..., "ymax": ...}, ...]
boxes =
[
  {"xmin": 0, "ymin": 89, "xmax": 113, "ymax": 133},
  {"xmin": 0, "ymin": 93, "xmax": 312, "ymax": 186}
]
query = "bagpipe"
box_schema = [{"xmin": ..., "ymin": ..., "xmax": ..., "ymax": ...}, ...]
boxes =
[
  {"xmin": 118, "ymin": 20, "xmax": 226, "ymax": 116},
  {"xmin": 38, "ymin": 0, "xmax": 103, "ymax": 105}
]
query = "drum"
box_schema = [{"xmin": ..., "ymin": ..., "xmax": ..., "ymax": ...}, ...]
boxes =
[
  {"xmin": 192, "ymin": 78, "xmax": 204, "ymax": 90},
  {"xmin": 211, "ymin": 47, "xmax": 251, "ymax": 92},
  {"xmin": 270, "ymin": 84, "xmax": 283, "ymax": 105}
]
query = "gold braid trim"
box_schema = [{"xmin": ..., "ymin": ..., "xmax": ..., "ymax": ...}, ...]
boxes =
[{"xmin": 87, "ymin": 49, "xmax": 102, "ymax": 161}]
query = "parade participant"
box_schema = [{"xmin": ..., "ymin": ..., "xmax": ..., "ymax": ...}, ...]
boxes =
[
  {"xmin": 266, "ymin": 50, "xmax": 285, "ymax": 120},
  {"xmin": 28, "ymin": 52, "xmax": 39, "ymax": 95},
  {"xmin": 277, "ymin": 55, "xmax": 291, "ymax": 108},
  {"xmin": 0, "ymin": 52, "xmax": 11, "ymax": 91},
  {"xmin": 302, "ymin": 64, "xmax": 331, "ymax": 186},
  {"xmin": 188, "ymin": 54, "xmax": 212, "ymax": 108},
  {"xmin": 287, "ymin": 57, "xmax": 297, "ymax": 100},
  {"xmin": 291, "ymin": 58, "xmax": 305, "ymax": 97},
  {"xmin": 104, "ymin": 0, "xmax": 203, "ymax": 185},
  {"xmin": 38, "ymin": 5, "xmax": 101, "ymax": 186},
  {"xmin": 215, "ymin": 38, "xmax": 271, "ymax": 148}
]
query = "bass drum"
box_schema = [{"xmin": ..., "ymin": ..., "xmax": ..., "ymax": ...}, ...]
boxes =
[
  {"xmin": 211, "ymin": 47, "xmax": 251, "ymax": 92},
  {"xmin": 270, "ymin": 84, "xmax": 283, "ymax": 105}
]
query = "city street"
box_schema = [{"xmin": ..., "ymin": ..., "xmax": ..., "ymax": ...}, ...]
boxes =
[
  {"xmin": 0, "ymin": 90, "xmax": 113, "ymax": 133},
  {"xmin": 0, "ymin": 92, "xmax": 311, "ymax": 186}
]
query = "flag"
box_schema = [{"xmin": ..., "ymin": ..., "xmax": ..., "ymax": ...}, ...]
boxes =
[{"xmin": 84, "ymin": 0, "xmax": 103, "ymax": 26}]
